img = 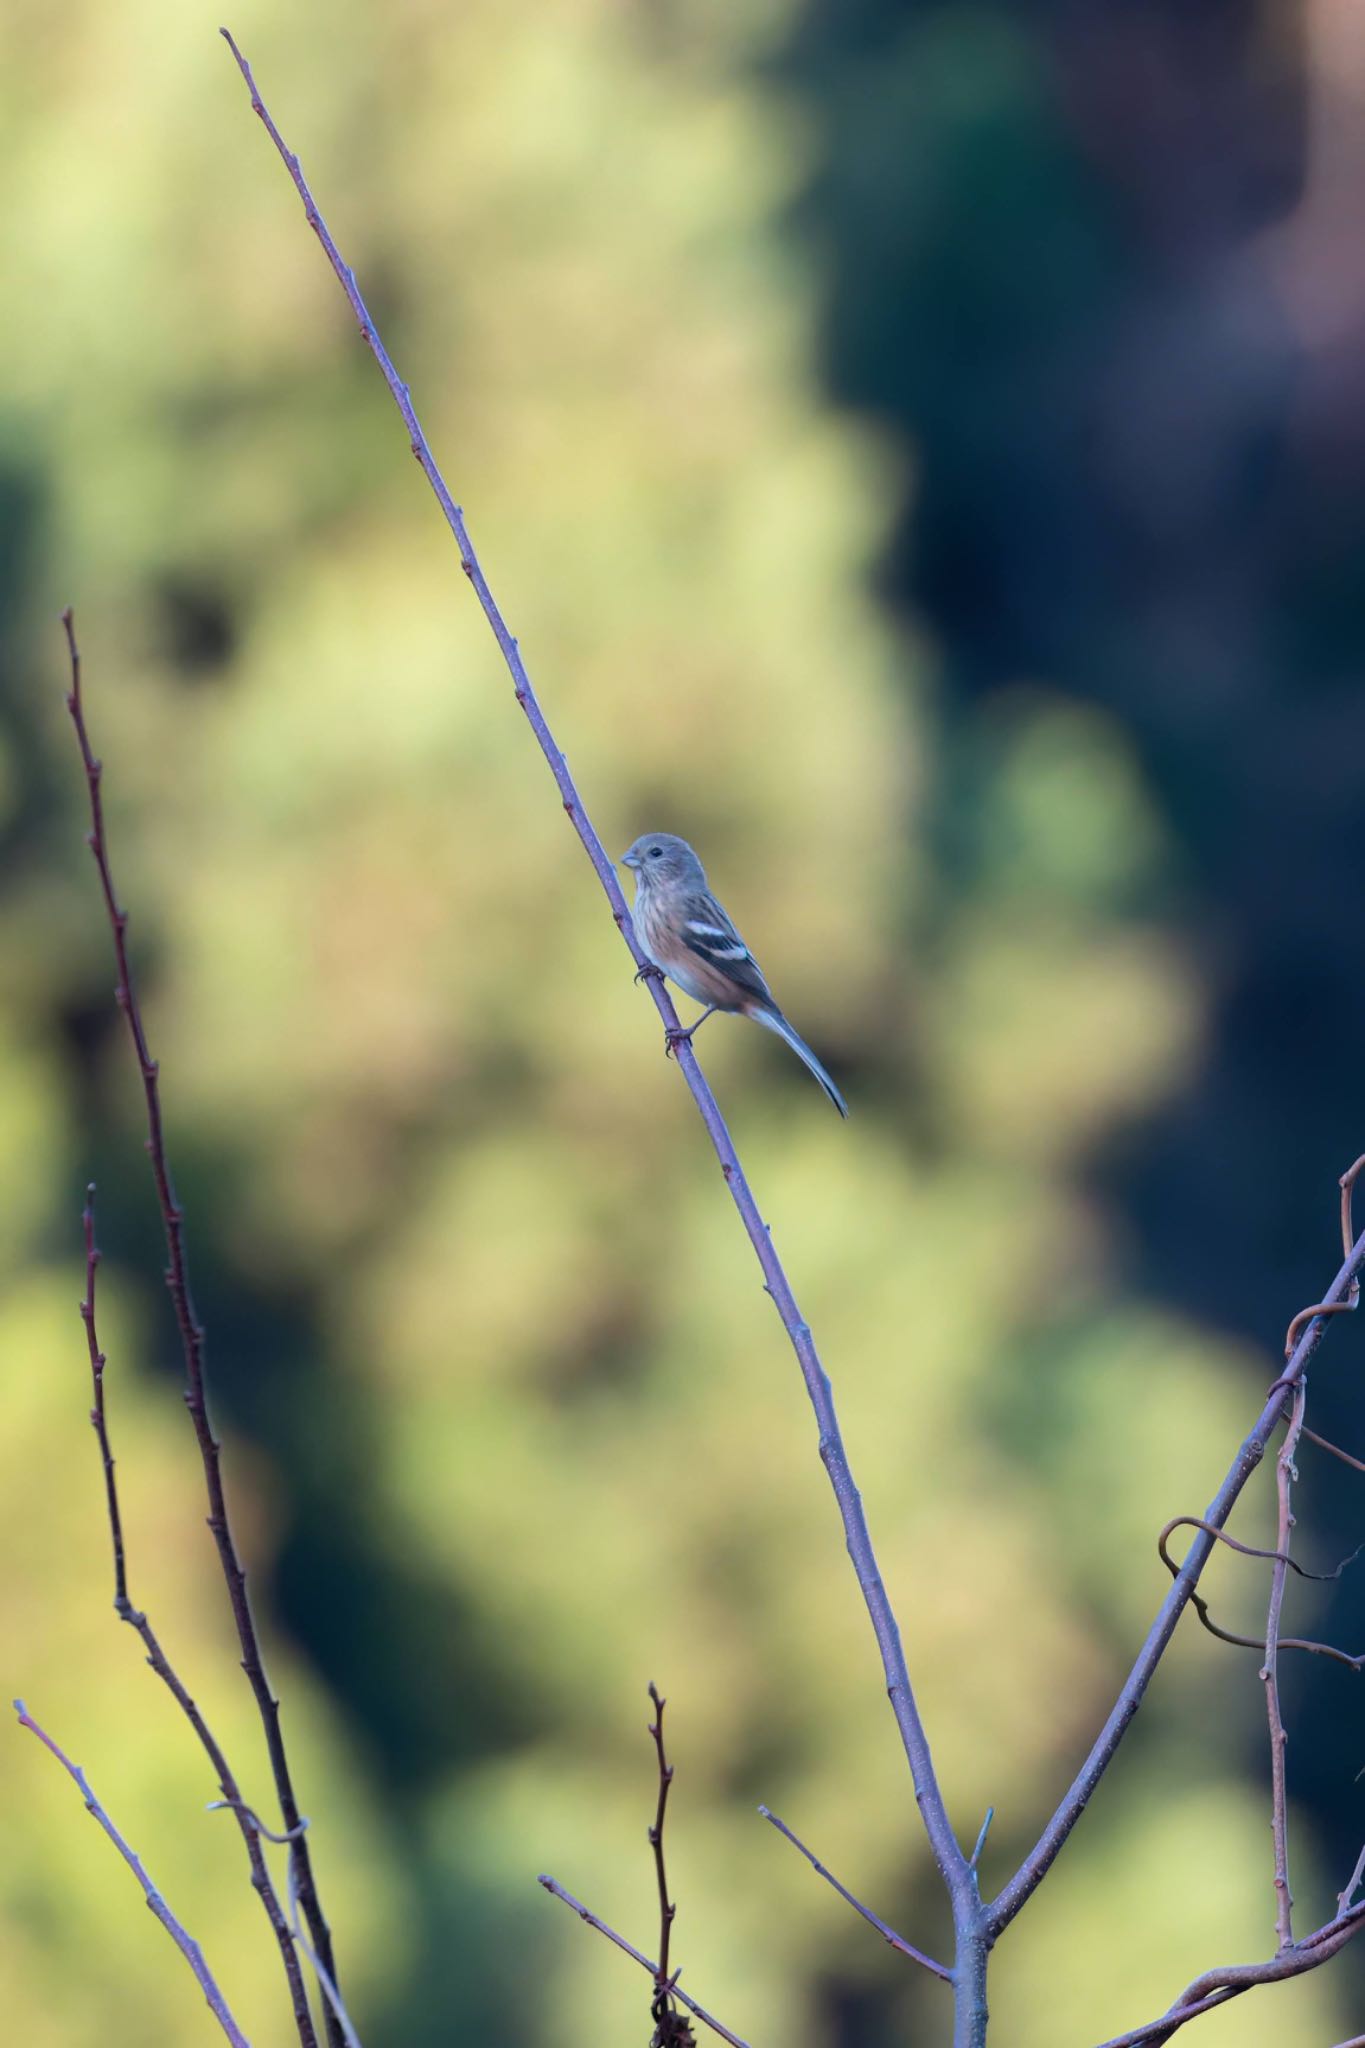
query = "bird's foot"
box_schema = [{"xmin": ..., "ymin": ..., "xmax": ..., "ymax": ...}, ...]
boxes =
[
  {"xmin": 663, "ymin": 1024, "xmax": 696, "ymax": 1060},
  {"xmin": 634, "ymin": 963, "xmax": 664, "ymax": 987}
]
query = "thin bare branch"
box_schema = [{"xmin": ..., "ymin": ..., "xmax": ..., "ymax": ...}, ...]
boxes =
[
  {"xmin": 61, "ymin": 609, "xmax": 341, "ymax": 2043},
  {"xmin": 538, "ymin": 1877, "xmax": 748, "ymax": 2048},
  {"xmin": 646, "ymin": 1684, "xmax": 688, "ymax": 2043},
  {"xmin": 1338, "ymin": 1839, "xmax": 1365, "ymax": 1917},
  {"xmin": 219, "ymin": 27, "xmax": 969, "ymax": 1912},
  {"xmin": 1089, "ymin": 1899, "xmax": 1365, "ymax": 2048},
  {"xmin": 1263, "ymin": 1380, "xmax": 1307, "ymax": 1947},
  {"xmin": 15, "ymin": 1701, "xmax": 251, "ymax": 2048},
  {"xmin": 77, "ymin": 1183, "xmax": 315, "ymax": 2043},
  {"xmin": 1303, "ymin": 1425, "xmax": 1365, "ymax": 1475},
  {"xmin": 757, "ymin": 1805, "xmax": 951, "ymax": 1981},
  {"xmin": 987, "ymin": 1193, "xmax": 1365, "ymax": 1939}
]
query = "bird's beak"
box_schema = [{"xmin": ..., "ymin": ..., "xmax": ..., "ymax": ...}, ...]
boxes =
[{"xmin": 621, "ymin": 852, "xmax": 639, "ymax": 872}]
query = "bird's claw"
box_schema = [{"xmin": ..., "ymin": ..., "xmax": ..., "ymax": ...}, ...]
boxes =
[
  {"xmin": 634, "ymin": 963, "xmax": 664, "ymax": 987},
  {"xmin": 663, "ymin": 1025, "xmax": 695, "ymax": 1060}
]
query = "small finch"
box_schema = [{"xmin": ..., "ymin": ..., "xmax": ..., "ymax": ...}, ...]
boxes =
[{"xmin": 621, "ymin": 832, "xmax": 848, "ymax": 1117}]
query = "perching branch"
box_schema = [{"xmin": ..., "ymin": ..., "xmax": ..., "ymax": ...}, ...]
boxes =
[
  {"xmin": 15, "ymin": 1700, "xmax": 251, "ymax": 2048},
  {"xmin": 77, "ymin": 1182, "xmax": 317, "ymax": 2045},
  {"xmin": 62, "ymin": 609, "xmax": 343, "ymax": 2045},
  {"xmin": 757, "ymin": 1804, "xmax": 951, "ymax": 1981},
  {"xmin": 538, "ymin": 1877, "xmax": 746, "ymax": 2048},
  {"xmin": 218, "ymin": 22, "xmax": 972, "ymax": 1939}
]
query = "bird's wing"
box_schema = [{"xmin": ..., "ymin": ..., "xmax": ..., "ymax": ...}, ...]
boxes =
[{"xmin": 680, "ymin": 890, "xmax": 773, "ymax": 1007}]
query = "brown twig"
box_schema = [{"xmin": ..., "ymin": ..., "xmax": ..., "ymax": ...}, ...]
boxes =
[
  {"xmin": 537, "ymin": 1877, "xmax": 747, "ymax": 2048},
  {"xmin": 757, "ymin": 1805, "xmax": 951, "ymax": 1981},
  {"xmin": 1278, "ymin": 1156, "xmax": 1365, "ymax": 1362},
  {"xmin": 1088, "ymin": 1897, "xmax": 1365, "ymax": 2048},
  {"xmin": 78, "ymin": 1184, "xmax": 316, "ymax": 2043},
  {"xmin": 15, "ymin": 1700, "xmax": 252, "ymax": 2047},
  {"xmin": 61, "ymin": 610, "xmax": 340, "ymax": 2044},
  {"xmin": 646, "ymin": 1685, "xmax": 689, "ymax": 2044},
  {"xmin": 1303, "ymin": 1425, "xmax": 1365, "ymax": 1476},
  {"xmin": 1337, "ymin": 1839, "xmax": 1365, "ymax": 1917},
  {"xmin": 1156, "ymin": 1514, "xmax": 1365, "ymax": 1666},
  {"xmin": 1264, "ymin": 1378, "xmax": 1307, "ymax": 1948},
  {"xmin": 1156, "ymin": 1514, "xmax": 1362, "ymax": 1586}
]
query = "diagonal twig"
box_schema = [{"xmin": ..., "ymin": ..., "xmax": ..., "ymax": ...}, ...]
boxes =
[
  {"xmin": 15, "ymin": 1701, "xmax": 251, "ymax": 2048},
  {"xmin": 757, "ymin": 1805, "xmax": 951, "ymax": 1981},
  {"xmin": 78, "ymin": 1182, "xmax": 316, "ymax": 2043},
  {"xmin": 538, "ymin": 1876, "xmax": 747, "ymax": 2048},
  {"xmin": 1088, "ymin": 1896, "xmax": 1365, "ymax": 2048},
  {"xmin": 1337, "ymin": 1839, "xmax": 1365, "ymax": 1918},
  {"xmin": 1304, "ymin": 1425, "xmax": 1365, "ymax": 1474}
]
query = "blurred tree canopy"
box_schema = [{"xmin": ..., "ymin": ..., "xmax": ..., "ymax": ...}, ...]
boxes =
[{"xmin": 4, "ymin": 1, "xmax": 1363, "ymax": 2043}]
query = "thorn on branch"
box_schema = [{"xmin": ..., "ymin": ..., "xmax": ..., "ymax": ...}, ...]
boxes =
[{"xmin": 970, "ymin": 1807, "xmax": 995, "ymax": 1872}]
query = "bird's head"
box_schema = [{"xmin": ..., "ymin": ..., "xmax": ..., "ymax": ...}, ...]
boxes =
[{"xmin": 620, "ymin": 833, "xmax": 705, "ymax": 889}]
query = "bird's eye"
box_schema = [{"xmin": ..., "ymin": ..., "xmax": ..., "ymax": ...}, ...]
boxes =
[{"xmin": 649, "ymin": 845, "xmax": 662, "ymax": 858}]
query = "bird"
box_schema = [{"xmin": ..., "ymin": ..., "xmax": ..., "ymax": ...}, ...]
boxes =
[{"xmin": 621, "ymin": 832, "xmax": 848, "ymax": 1117}]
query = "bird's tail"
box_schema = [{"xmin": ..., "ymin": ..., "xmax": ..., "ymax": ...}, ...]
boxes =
[{"xmin": 748, "ymin": 1003, "xmax": 849, "ymax": 1117}]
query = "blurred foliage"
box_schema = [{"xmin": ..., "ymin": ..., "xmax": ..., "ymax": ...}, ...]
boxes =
[{"xmin": 3, "ymin": 0, "xmax": 1364, "ymax": 2044}]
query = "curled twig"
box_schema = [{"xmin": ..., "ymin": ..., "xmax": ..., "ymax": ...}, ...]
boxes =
[
  {"xmin": 15, "ymin": 1701, "xmax": 251, "ymax": 2047},
  {"xmin": 1156, "ymin": 1515, "xmax": 1364, "ymax": 1588},
  {"xmin": 1157, "ymin": 1515, "xmax": 1365, "ymax": 1670},
  {"xmin": 1280, "ymin": 1156, "xmax": 1365, "ymax": 1362}
]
